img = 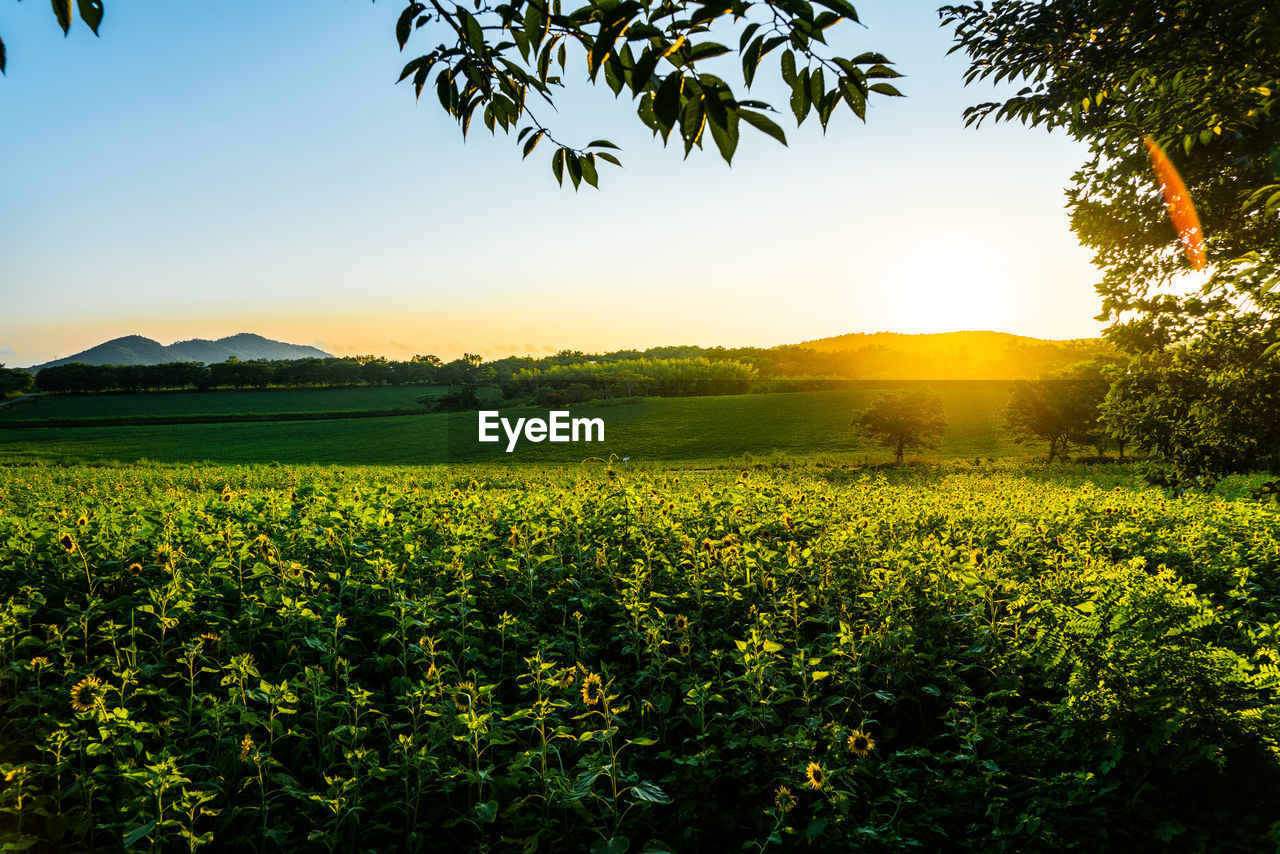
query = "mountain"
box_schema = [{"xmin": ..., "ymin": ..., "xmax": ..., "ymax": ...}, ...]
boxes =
[
  {"xmin": 776, "ymin": 330, "xmax": 1113, "ymax": 380},
  {"xmin": 28, "ymin": 334, "xmax": 331, "ymax": 371}
]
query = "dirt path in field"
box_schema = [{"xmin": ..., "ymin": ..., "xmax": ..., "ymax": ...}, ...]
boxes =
[{"xmin": 0, "ymin": 393, "xmax": 41, "ymax": 409}]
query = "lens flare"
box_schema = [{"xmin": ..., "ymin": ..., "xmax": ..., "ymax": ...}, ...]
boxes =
[{"xmin": 1143, "ymin": 136, "xmax": 1207, "ymax": 271}]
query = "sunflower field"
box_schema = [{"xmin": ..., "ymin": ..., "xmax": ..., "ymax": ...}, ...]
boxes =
[{"xmin": 1, "ymin": 461, "xmax": 1279, "ymax": 852}]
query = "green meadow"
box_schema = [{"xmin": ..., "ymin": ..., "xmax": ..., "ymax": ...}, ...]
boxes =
[
  {"xmin": 0, "ymin": 386, "xmax": 1024, "ymax": 465},
  {"xmin": 0, "ymin": 386, "xmax": 442, "ymax": 423}
]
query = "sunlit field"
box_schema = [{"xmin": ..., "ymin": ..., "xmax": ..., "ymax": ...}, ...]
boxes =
[
  {"xmin": 0, "ymin": 387, "xmax": 1023, "ymax": 465},
  {"xmin": 2, "ymin": 461, "xmax": 1277, "ymax": 851}
]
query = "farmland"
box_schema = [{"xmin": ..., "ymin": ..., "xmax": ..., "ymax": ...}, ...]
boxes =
[
  {"xmin": 0, "ymin": 385, "xmax": 1022, "ymax": 465},
  {"xmin": 0, "ymin": 387, "xmax": 443, "ymax": 425},
  {"xmin": 1, "ymin": 461, "xmax": 1278, "ymax": 851}
]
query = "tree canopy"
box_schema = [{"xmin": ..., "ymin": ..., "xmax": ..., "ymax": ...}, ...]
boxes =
[
  {"xmin": 942, "ymin": 0, "xmax": 1280, "ymax": 350},
  {"xmin": 2, "ymin": 0, "xmax": 904, "ymax": 187},
  {"xmin": 852, "ymin": 389, "xmax": 946, "ymax": 464},
  {"xmin": 944, "ymin": 0, "xmax": 1280, "ymax": 485}
]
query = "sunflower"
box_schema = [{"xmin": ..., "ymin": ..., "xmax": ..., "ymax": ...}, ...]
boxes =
[
  {"xmin": 674, "ymin": 615, "xmax": 689, "ymax": 633},
  {"xmin": 128, "ymin": 563, "xmax": 143, "ymax": 575},
  {"xmin": 774, "ymin": 785, "xmax": 796, "ymax": 814},
  {"xmin": 453, "ymin": 681, "xmax": 479, "ymax": 711},
  {"xmin": 426, "ymin": 663, "xmax": 440, "ymax": 682},
  {"xmin": 69, "ymin": 675, "xmax": 104, "ymax": 712},
  {"xmin": 847, "ymin": 729, "xmax": 876, "ymax": 757},
  {"xmin": 580, "ymin": 672, "xmax": 604, "ymax": 706},
  {"xmin": 238, "ymin": 734, "xmax": 254, "ymax": 762},
  {"xmin": 59, "ymin": 533, "xmax": 76, "ymax": 554},
  {"xmin": 76, "ymin": 515, "xmax": 88, "ymax": 527},
  {"xmin": 199, "ymin": 632, "xmax": 222, "ymax": 647},
  {"xmin": 28, "ymin": 656, "xmax": 50, "ymax": 670},
  {"xmin": 679, "ymin": 641, "xmax": 691, "ymax": 658},
  {"xmin": 804, "ymin": 761, "xmax": 825, "ymax": 790}
]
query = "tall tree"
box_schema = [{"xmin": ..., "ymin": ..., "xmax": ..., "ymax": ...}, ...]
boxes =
[{"xmin": 943, "ymin": 0, "xmax": 1280, "ymax": 482}]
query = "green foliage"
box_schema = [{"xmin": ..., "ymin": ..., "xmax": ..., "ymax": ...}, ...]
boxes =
[
  {"xmin": 1103, "ymin": 330, "xmax": 1280, "ymax": 490},
  {"xmin": 506, "ymin": 357, "xmax": 758, "ymax": 401},
  {"xmin": 0, "ymin": 364, "xmax": 34, "ymax": 397},
  {"xmin": 1005, "ymin": 359, "xmax": 1118, "ymax": 462},
  {"xmin": 942, "ymin": 0, "xmax": 1280, "ymax": 486},
  {"xmin": 1, "ymin": 463, "xmax": 1278, "ymax": 851},
  {"xmin": 2, "ymin": 0, "xmax": 904, "ymax": 183},
  {"xmin": 851, "ymin": 389, "xmax": 946, "ymax": 463},
  {"xmin": 393, "ymin": 0, "xmax": 903, "ymax": 184}
]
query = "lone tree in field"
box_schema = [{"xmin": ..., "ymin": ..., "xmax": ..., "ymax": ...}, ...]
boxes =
[
  {"xmin": 1005, "ymin": 361, "xmax": 1113, "ymax": 461},
  {"xmin": 3, "ymin": 0, "xmax": 904, "ymax": 188},
  {"xmin": 853, "ymin": 389, "xmax": 946, "ymax": 464}
]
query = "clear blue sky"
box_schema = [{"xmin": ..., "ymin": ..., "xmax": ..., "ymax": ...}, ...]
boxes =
[{"xmin": 0, "ymin": 0, "xmax": 1102, "ymax": 366}]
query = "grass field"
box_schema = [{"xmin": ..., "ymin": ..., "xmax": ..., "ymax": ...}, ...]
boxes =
[
  {"xmin": 1, "ymin": 460, "xmax": 1276, "ymax": 852},
  {"xmin": 0, "ymin": 386, "xmax": 1029, "ymax": 464},
  {"xmin": 0, "ymin": 386, "xmax": 443, "ymax": 423}
]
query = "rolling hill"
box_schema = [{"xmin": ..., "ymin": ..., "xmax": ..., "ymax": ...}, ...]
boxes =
[
  {"xmin": 780, "ymin": 330, "xmax": 1112, "ymax": 380},
  {"xmin": 27, "ymin": 333, "xmax": 331, "ymax": 371}
]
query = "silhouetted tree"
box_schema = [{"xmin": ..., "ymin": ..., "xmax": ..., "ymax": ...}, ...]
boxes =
[{"xmin": 853, "ymin": 389, "xmax": 947, "ymax": 464}]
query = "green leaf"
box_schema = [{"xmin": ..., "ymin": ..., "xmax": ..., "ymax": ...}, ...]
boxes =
[
  {"xmin": 0, "ymin": 36, "xmax": 6, "ymax": 74},
  {"xmin": 524, "ymin": 1, "xmax": 545, "ymax": 50},
  {"xmin": 811, "ymin": 0, "xmax": 858, "ymax": 22},
  {"xmin": 687, "ymin": 42, "xmax": 730, "ymax": 63},
  {"xmin": 521, "ymin": 129, "xmax": 545, "ymax": 159},
  {"xmin": 780, "ymin": 50, "xmax": 797, "ymax": 85},
  {"xmin": 630, "ymin": 46, "xmax": 660, "ymax": 94},
  {"xmin": 806, "ymin": 817, "xmax": 829, "ymax": 840},
  {"xmin": 809, "ymin": 67, "xmax": 825, "ymax": 107},
  {"xmin": 76, "ymin": 0, "xmax": 104, "ymax": 35},
  {"xmin": 552, "ymin": 147, "xmax": 566, "ymax": 185},
  {"xmin": 631, "ymin": 780, "xmax": 673, "ymax": 803},
  {"xmin": 869, "ymin": 82, "xmax": 904, "ymax": 96},
  {"xmin": 396, "ymin": 4, "xmax": 424, "ymax": 50},
  {"xmin": 580, "ymin": 153, "xmax": 599, "ymax": 188},
  {"xmin": 460, "ymin": 10, "xmax": 485, "ymax": 53},
  {"xmin": 587, "ymin": 139, "xmax": 620, "ymax": 150},
  {"xmin": 567, "ymin": 152, "xmax": 583, "ymax": 190},
  {"xmin": 707, "ymin": 106, "xmax": 739, "ymax": 162},
  {"xmin": 474, "ymin": 800, "xmax": 498, "ymax": 823},
  {"xmin": 590, "ymin": 838, "xmax": 630, "ymax": 854},
  {"xmin": 791, "ymin": 69, "xmax": 811, "ymax": 124},
  {"xmin": 122, "ymin": 822, "xmax": 158, "ymax": 847},
  {"xmin": 740, "ymin": 109, "xmax": 787, "ymax": 145},
  {"xmin": 52, "ymin": 0, "xmax": 74, "ymax": 35},
  {"xmin": 654, "ymin": 72, "xmax": 683, "ymax": 131}
]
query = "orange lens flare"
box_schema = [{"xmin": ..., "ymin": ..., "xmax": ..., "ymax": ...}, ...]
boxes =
[{"xmin": 1143, "ymin": 136, "xmax": 1207, "ymax": 271}]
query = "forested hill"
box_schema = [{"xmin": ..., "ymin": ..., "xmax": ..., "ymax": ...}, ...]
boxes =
[
  {"xmin": 27, "ymin": 334, "xmax": 331, "ymax": 371},
  {"xmin": 776, "ymin": 330, "xmax": 1111, "ymax": 380}
]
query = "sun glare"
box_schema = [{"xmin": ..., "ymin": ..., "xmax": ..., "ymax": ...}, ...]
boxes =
[{"xmin": 889, "ymin": 249, "xmax": 1015, "ymax": 333}]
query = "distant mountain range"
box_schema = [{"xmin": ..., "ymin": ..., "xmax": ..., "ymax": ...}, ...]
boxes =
[{"xmin": 27, "ymin": 334, "xmax": 331, "ymax": 371}]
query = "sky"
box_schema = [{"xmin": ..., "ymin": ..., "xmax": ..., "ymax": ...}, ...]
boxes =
[{"xmin": 0, "ymin": 0, "xmax": 1104, "ymax": 366}]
